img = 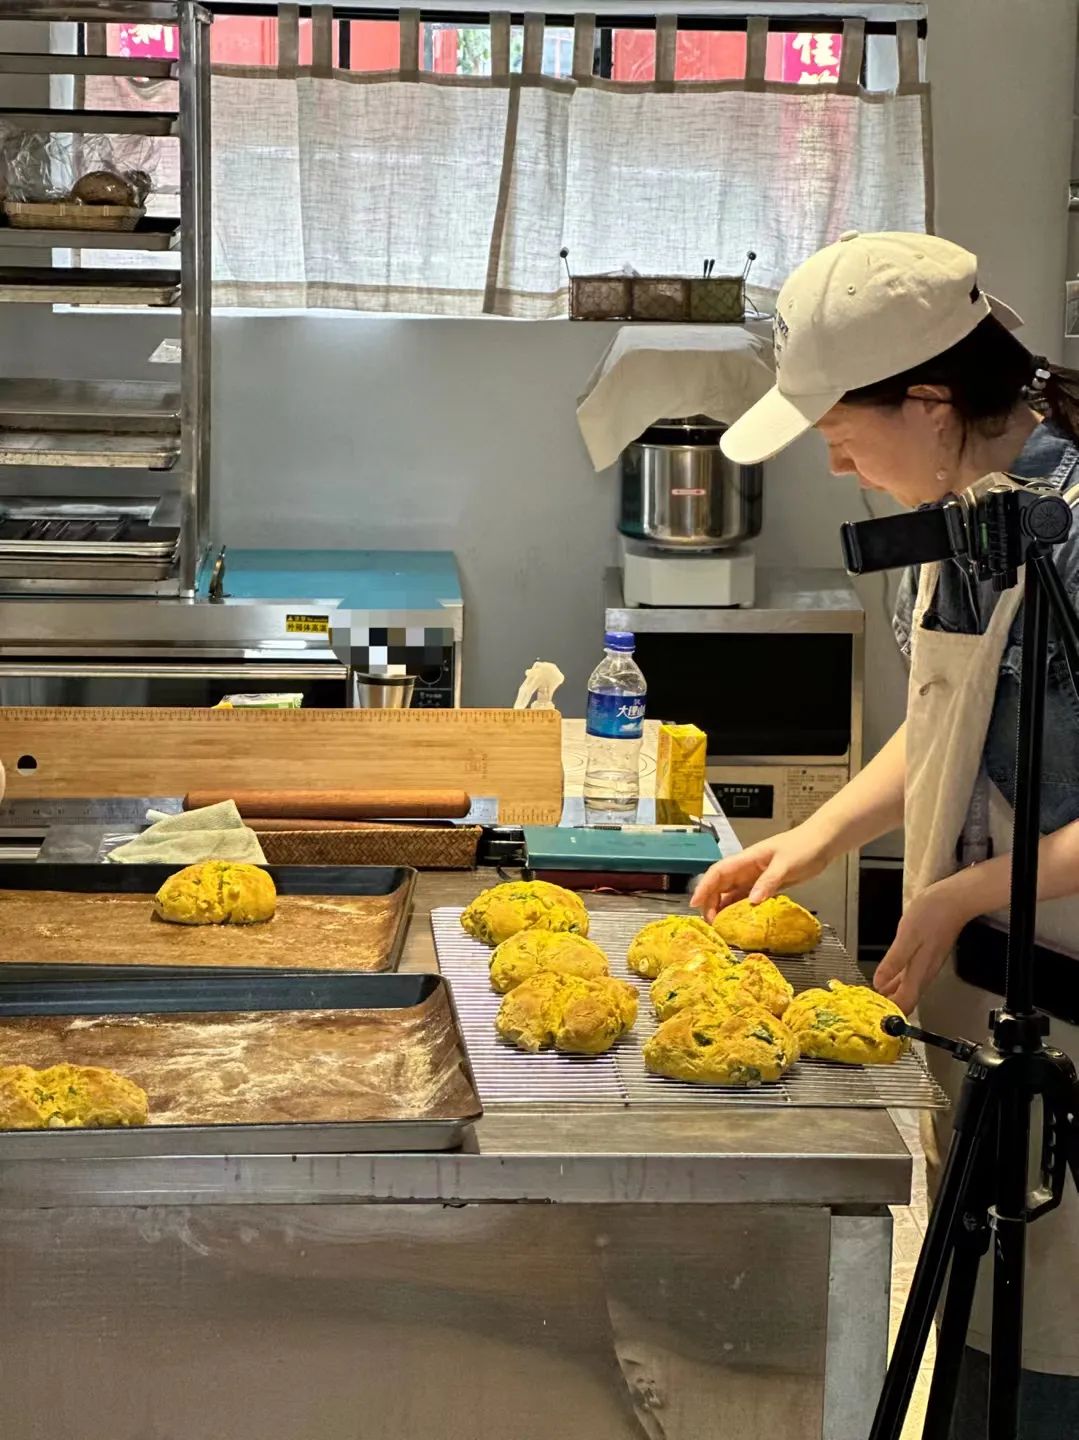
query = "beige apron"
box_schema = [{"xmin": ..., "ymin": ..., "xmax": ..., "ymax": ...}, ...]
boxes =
[{"xmin": 905, "ymin": 522, "xmax": 1079, "ymax": 1376}]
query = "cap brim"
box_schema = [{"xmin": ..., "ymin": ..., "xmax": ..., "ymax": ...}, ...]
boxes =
[{"xmin": 720, "ymin": 383, "xmax": 841, "ymax": 465}]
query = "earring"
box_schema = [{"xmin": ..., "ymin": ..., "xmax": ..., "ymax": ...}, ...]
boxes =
[{"xmin": 936, "ymin": 468, "xmax": 949, "ymax": 482}]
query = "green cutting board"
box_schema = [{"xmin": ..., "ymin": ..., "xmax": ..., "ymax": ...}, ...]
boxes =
[{"xmin": 523, "ymin": 826, "xmax": 721, "ymax": 875}]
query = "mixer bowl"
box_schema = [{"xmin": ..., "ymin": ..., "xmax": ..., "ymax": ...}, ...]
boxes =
[{"xmin": 619, "ymin": 418, "xmax": 763, "ymax": 551}]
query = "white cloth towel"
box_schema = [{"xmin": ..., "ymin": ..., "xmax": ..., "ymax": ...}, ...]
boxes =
[
  {"xmin": 107, "ymin": 800, "xmax": 266, "ymax": 865},
  {"xmin": 576, "ymin": 323, "xmax": 776, "ymax": 472}
]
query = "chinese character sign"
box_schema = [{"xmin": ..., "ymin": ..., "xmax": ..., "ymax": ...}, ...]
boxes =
[{"xmin": 782, "ymin": 31, "xmax": 842, "ymax": 85}]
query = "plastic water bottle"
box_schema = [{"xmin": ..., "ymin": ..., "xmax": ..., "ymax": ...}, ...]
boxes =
[{"xmin": 584, "ymin": 631, "xmax": 647, "ymax": 820}]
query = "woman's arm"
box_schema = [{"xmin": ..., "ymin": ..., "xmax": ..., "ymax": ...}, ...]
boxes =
[
  {"xmin": 692, "ymin": 722, "xmax": 906, "ymax": 916},
  {"xmin": 875, "ymin": 818, "xmax": 1079, "ymax": 1012},
  {"xmin": 947, "ymin": 820, "xmax": 1079, "ymax": 916}
]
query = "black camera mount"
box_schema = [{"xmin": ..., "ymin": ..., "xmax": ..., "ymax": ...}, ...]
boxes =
[{"xmin": 841, "ymin": 479, "xmax": 1079, "ymax": 1440}]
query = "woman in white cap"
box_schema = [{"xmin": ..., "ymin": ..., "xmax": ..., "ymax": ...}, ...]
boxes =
[{"xmin": 692, "ymin": 231, "xmax": 1079, "ymax": 1436}]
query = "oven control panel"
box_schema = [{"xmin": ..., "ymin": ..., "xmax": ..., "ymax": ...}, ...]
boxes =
[
  {"xmin": 410, "ymin": 651, "xmax": 457, "ymax": 708},
  {"xmin": 710, "ymin": 781, "xmax": 773, "ymax": 820}
]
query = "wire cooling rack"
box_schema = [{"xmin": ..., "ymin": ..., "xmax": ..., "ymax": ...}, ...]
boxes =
[{"xmin": 432, "ymin": 908, "xmax": 949, "ymax": 1111}]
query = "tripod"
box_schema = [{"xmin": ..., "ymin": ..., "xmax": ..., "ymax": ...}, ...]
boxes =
[{"xmin": 842, "ymin": 487, "xmax": 1079, "ymax": 1440}]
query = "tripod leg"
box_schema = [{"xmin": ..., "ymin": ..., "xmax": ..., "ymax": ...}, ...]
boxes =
[
  {"xmin": 987, "ymin": 1087, "xmax": 1032, "ymax": 1440},
  {"xmin": 922, "ymin": 1133, "xmax": 997, "ymax": 1440},
  {"xmin": 869, "ymin": 1076, "xmax": 994, "ymax": 1440}
]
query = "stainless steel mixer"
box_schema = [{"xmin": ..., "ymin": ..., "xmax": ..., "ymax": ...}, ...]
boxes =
[{"xmin": 618, "ymin": 417, "xmax": 763, "ymax": 551}]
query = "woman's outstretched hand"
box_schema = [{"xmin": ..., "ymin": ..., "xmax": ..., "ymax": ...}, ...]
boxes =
[
  {"xmin": 690, "ymin": 823, "xmax": 834, "ymax": 921},
  {"xmin": 873, "ymin": 879, "xmax": 971, "ymax": 1015}
]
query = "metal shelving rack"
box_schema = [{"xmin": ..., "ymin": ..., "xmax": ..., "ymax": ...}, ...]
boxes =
[{"xmin": 0, "ymin": 1, "xmax": 211, "ymax": 596}]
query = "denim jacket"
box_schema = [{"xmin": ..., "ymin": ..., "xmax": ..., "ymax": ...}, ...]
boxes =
[{"xmin": 893, "ymin": 421, "xmax": 1079, "ymax": 836}]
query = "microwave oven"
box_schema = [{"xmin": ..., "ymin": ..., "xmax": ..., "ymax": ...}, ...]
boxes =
[{"xmin": 606, "ymin": 565, "xmax": 865, "ymax": 947}]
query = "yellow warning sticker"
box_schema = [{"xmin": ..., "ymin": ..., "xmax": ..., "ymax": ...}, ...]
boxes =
[{"xmin": 286, "ymin": 614, "xmax": 330, "ymax": 635}]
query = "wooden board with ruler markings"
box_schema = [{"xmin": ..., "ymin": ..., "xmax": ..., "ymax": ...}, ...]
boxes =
[{"xmin": 0, "ymin": 707, "xmax": 564, "ymax": 825}]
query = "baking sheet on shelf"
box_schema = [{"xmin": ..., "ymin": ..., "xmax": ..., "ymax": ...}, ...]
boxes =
[
  {"xmin": 0, "ymin": 267, "xmax": 181, "ymax": 307},
  {"xmin": 0, "ymin": 863, "xmax": 416, "ymax": 975},
  {"xmin": 432, "ymin": 907, "xmax": 949, "ymax": 1111},
  {"xmin": 0, "ymin": 972, "xmax": 480, "ymax": 1155}
]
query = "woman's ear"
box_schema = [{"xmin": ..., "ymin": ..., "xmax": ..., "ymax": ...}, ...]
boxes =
[
  {"xmin": 905, "ymin": 385, "xmax": 955, "ymax": 440},
  {"xmin": 906, "ymin": 383, "xmax": 952, "ymax": 405}
]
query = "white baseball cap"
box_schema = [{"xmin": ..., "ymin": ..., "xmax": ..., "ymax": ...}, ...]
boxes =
[{"xmin": 720, "ymin": 231, "xmax": 1023, "ymax": 466}]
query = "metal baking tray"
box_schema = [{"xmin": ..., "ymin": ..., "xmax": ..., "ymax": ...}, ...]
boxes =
[
  {"xmin": 0, "ymin": 863, "xmax": 418, "ymax": 975},
  {"xmin": 0, "ymin": 267, "xmax": 181, "ymax": 306},
  {"xmin": 0, "ymin": 433, "xmax": 180, "ymax": 470},
  {"xmin": 0, "ymin": 216, "xmax": 181, "ymax": 250},
  {"xmin": 0, "ymin": 971, "xmax": 482, "ymax": 1154},
  {"xmin": 0, "ymin": 495, "xmax": 180, "ymax": 578},
  {"xmin": 0, "ymin": 496, "xmax": 180, "ymax": 552},
  {"xmin": 0, "ymin": 538, "xmax": 178, "ymax": 556},
  {"xmin": 0, "ymin": 554, "xmax": 178, "ymax": 581},
  {"xmin": 0, "ymin": 379, "xmax": 180, "ymax": 434},
  {"xmin": 0, "ymin": 494, "xmax": 175, "ymax": 523},
  {"xmin": 0, "ymin": 106, "xmax": 178, "ymax": 137}
]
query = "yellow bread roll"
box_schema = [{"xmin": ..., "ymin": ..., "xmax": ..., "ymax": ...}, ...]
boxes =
[
  {"xmin": 494, "ymin": 971, "xmax": 637, "ymax": 1056},
  {"xmin": 488, "ymin": 929, "xmax": 609, "ymax": 994},
  {"xmin": 784, "ymin": 980, "xmax": 908, "ymax": 1065},
  {"xmin": 712, "ymin": 895, "xmax": 822, "ymax": 955},
  {"xmin": 0, "ymin": 1063, "xmax": 148, "ymax": 1129},
  {"xmin": 461, "ymin": 880, "xmax": 589, "ymax": 948},
  {"xmin": 627, "ymin": 915, "xmax": 734, "ymax": 979},
  {"xmin": 555, "ymin": 976, "xmax": 639, "ymax": 1055},
  {"xmin": 154, "ymin": 861, "xmax": 277, "ymax": 926},
  {"xmin": 719, "ymin": 953, "xmax": 794, "ymax": 1018},
  {"xmin": 644, "ymin": 1003, "xmax": 798, "ymax": 1086},
  {"xmin": 650, "ymin": 950, "xmax": 792, "ymax": 1021},
  {"xmin": 649, "ymin": 951, "xmax": 736, "ymax": 1020}
]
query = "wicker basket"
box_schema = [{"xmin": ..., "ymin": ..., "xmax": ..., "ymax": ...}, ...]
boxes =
[
  {"xmin": 258, "ymin": 825, "xmax": 483, "ymax": 870},
  {"xmin": 3, "ymin": 200, "xmax": 145, "ymax": 232},
  {"xmin": 570, "ymin": 272, "xmax": 745, "ymax": 324},
  {"xmin": 569, "ymin": 275, "xmax": 632, "ymax": 320},
  {"xmin": 631, "ymin": 277, "xmax": 687, "ymax": 322},
  {"xmin": 688, "ymin": 275, "xmax": 745, "ymax": 323}
]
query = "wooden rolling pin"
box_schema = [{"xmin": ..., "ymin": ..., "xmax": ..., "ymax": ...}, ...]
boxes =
[
  {"xmin": 245, "ymin": 818, "xmax": 448, "ymax": 833},
  {"xmin": 183, "ymin": 788, "xmax": 471, "ymax": 820}
]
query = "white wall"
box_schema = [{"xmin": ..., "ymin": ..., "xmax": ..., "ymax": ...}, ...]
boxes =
[
  {"xmin": 930, "ymin": 0, "xmax": 1076, "ymax": 359},
  {"xmin": 1, "ymin": 2, "xmax": 1076, "ymax": 853},
  {"xmin": 216, "ymin": 315, "xmax": 628, "ymax": 706}
]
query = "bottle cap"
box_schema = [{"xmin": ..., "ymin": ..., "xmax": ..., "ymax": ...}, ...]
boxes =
[{"xmin": 604, "ymin": 631, "xmax": 635, "ymax": 651}]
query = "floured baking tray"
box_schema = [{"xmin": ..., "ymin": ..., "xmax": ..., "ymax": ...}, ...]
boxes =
[
  {"xmin": 0, "ymin": 864, "xmax": 416, "ymax": 975},
  {"xmin": 0, "ymin": 972, "xmax": 481, "ymax": 1154}
]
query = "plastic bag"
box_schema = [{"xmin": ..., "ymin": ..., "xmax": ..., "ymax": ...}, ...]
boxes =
[
  {"xmin": 0, "ymin": 123, "xmax": 18, "ymax": 202},
  {"xmin": 3, "ymin": 129, "xmax": 158, "ymax": 206}
]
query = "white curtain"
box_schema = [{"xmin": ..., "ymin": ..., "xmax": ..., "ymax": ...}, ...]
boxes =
[{"xmin": 94, "ymin": 8, "xmax": 933, "ymax": 316}]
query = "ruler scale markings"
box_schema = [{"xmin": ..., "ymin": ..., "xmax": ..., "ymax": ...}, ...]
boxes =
[{"xmin": 0, "ymin": 708, "xmax": 563, "ymax": 823}]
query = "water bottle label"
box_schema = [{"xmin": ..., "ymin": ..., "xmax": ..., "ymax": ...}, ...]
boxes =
[{"xmin": 587, "ymin": 691, "xmax": 646, "ymax": 741}]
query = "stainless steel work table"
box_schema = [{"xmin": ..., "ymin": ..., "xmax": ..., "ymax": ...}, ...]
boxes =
[{"xmin": 0, "ymin": 840, "xmax": 912, "ymax": 1440}]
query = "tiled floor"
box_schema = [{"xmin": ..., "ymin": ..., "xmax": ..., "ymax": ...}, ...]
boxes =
[{"xmin": 890, "ymin": 1107, "xmax": 936, "ymax": 1438}]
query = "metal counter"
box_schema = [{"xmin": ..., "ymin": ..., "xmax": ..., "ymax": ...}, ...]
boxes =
[
  {"xmin": 0, "ymin": 850, "xmax": 911, "ymax": 1440},
  {"xmin": 605, "ymin": 564, "xmax": 866, "ymax": 636}
]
